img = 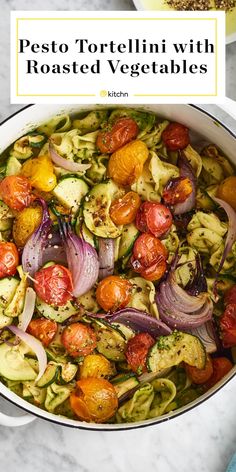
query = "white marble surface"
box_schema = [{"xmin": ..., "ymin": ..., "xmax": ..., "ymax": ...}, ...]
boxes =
[{"xmin": 0, "ymin": 2, "xmax": 236, "ymax": 472}]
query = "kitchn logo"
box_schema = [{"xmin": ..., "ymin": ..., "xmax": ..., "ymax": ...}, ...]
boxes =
[{"xmin": 100, "ymin": 90, "xmax": 129, "ymax": 98}]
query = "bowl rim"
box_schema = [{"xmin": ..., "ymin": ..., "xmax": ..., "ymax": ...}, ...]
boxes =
[{"xmin": 0, "ymin": 103, "xmax": 236, "ymax": 430}]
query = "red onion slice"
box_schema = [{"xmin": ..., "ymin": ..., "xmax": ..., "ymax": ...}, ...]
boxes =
[
  {"xmin": 22, "ymin": 199, "xmax": 52, "ymax": 277},
  {"xmin": 189, "ymin": 321, "xmax": 218, "ymax": 354},
  {"xmin": 8, "ymin": 325, "xmax": 47, "ymax": 381},
  {"xmin": 49, "ymin": 143, "xmax": 91, "ymax": 173},
  {"xmin": 107, "ymin": 308, "xmax": 172, "ymax": 337},
  {"xmin": 212, "ymin": 197, "xmax": 236, "ymax": 274},
  {"xmin": 18, "ymin": 288, "xmax": 36, "ymax": 332},
  {"xmin": 59, "ymin": 221, "xmax": 99, "ymax": 298},
  {"xmin": 98, "ymin": 238, "xmax": 115, "ymax": 280},
  {"xmin": 173, "ymin": 153, "xmax": 196, "ymax": 215}
]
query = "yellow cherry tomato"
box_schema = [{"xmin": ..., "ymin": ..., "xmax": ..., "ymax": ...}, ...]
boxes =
[
  {"xmin": 21, "ymin": 154, "xmax": 57, "ymax": 192},
  {"xmin": 79, "ymin": 354, "xmax": 116, "ymax": 379},
  {"xmin": 217, "ymin": 176, "xmax": 236, "ymax": 211},
  {"xmin": 108, "ymin": 140, "xmax": 149, "ymax": 186},
  {"xmin": 13, "ymin": 206, "xmax": 42, "ymax": 247}
]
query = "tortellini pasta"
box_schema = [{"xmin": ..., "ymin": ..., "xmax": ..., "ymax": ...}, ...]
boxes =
[
  {"xmin": 37, "ymin": 114, "xmax": 71, "ymax": 136},
  {"xmin": 117, "ymin": 383, "xmax": 154, "ymax": 423},
  {"xmin": 129, "ymin": 277, "xmax": 159, "ymax": 318},
  {"xmin": 51, "ymin": 129, "xmax": 98, "ymax": 162},
  {"xmin": 200, "ymin": 145, "xmax": 234, "ymax": 186},
  {"xmin": 187, "ymin": 211, "xmax": 227, "ymax": 255},
  {"xmin": 44, "ymin": 382, "xmax": 73, "ymax": 413}
]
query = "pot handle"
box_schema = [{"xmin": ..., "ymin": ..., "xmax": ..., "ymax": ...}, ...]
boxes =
[{"xmin": 0, "ymin": 411, "xmax": 35, "ymax": 427}]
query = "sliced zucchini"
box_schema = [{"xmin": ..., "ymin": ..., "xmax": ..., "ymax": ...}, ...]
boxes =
[
  {"xmin": 45, "ymin": 348, "xmax": 67, "ymax": 364},
  {"xmin": 196, "ymin": 188, "xmax": 216, "ymax": 211},
  {"xmin": 91, "ymin": 318, "xmax": 127, "ymax": 362},
  {"xmin": 5, "ymin": 156, "xmax": 22, "ymax": 176},
  {"xmin": 75, "ymin": 220, "xmax": 96, "ymax": 248},
  {"xmin": 111, "ymin": 372, "xmax": 136, "ymax": 384},
  {"xmin": 36, "ymin": 297, "xmax": 78, "ymax": 323},
  {"xmin": 52, "ymin": 177, "xmax": 89, "ymax": 213},
  {"xmin": 118, "ymin": 223, "xmax": 139, "ymax": 259},
  {"xmin": 83, "ymin": 180, "xmax": 123, "ymax": 238},
  {"xmin": 4, "ymin": 270, "xmax": 27, "ymax": 318},
  {"xmin": 0, "ymin": 200, "xmax": 14, "ymax": 219},
  {"xmin": 0, "ymin": 277, "xmax": 20, "ymax": 308},
  {"xmin": 111, "ymin": 323, "xmax": 135, "ymax": 341},
  {"xmin": 113, "ymin": 375, "xmax": 139, "ymax": 398},
  {"xmin": 59, "ymin": 363, "xmax": 78, "ymax": 383},
  {"xmin": 0, "ymin": 343, "xmax": 37, "ymax": 381},
  {"xmin": 37, "ymin": 363, "xmax": 59, "ymax": 388},
  {"xmin": 147, "ymin": 331, "xmax": 206, "ymax": 373}
]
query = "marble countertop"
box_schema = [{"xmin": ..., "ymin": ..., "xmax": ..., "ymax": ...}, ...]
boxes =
[{"xmin": 0, "ymin": 1, "xmax": 236, "ymax": 472}]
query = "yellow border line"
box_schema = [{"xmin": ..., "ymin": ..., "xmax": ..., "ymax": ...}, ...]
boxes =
[{"xmin": 15, "ymin": 17, "xmax": 218, "ymax": 98}]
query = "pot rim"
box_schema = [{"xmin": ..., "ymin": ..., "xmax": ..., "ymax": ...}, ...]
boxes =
[{"xmin": 0, "ymin": 103, "xmax": 236, "ymax": 430}]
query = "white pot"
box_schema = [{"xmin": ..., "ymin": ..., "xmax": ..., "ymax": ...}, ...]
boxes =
[{"xmin": 0, "ymin": 104, "xmax": 236, "ymax": 429}]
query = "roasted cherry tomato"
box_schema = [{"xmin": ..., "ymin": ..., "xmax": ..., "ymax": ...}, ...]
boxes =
[
  {"xmin": 220, "ymin": 304, "xmax": 236, "ymax": 348},
  {"xmin": 135, "ymin": 202, "xmax": 173, "ymax": 238},
  {"xmin": 224, "ymin": 285, "xmax": 236, "ymax": 305},
  {"xmin": 163, "ymin": 177, "xmax": 193, "ymax": 205},
  {"xmin": 70, "ymin": 378, "xmax": 118, "ymax": 423},
  {"xmin": 96, "ymin": 118, "xmax": 139, "ymax": 154},
  {"xmin": 162, "ymin": 122, "xmax": 189, "ymax": 151},
  {"xmin": 217, "ymin": 176, "xmax": 236, "ymax": 212},
  {"xmin": 21, "ymin": 154, "xmax": 57, "ymax": 192},
  {"xmin": 27, "ymin": 318, "xmax": 57, "ymax": 347},
  {"xmin": 0, "ymin": 242, "xmax": 19, "ymax": 279},
  {"xmin": 110, "ymin": 191, "xmax": 141, "ymax": 226},
  {"xmin": 96, "ymin": 275, "xmax": 132, "ymax": 312},
  {"xmin": 13, "ymin": 206, "xmax": 42, "ymax": 247},
  {"xmin": 34, "ymin": 264, "xmax": 73, "ymax": 307},
  {"xmin": 131, "ymin": 233, "xmax": 167, "ymax": 281},
  {"xmin": 125, "ymin": 332, "xmax": 155, "ymax": 374},
  {"xmin": 204, "ymin": 357, "xmax": 233, "ymax": 390},
  {"xmin": 185, "ymin": 356, "xmax": 213, "ymax": 385},
  {"xmin": 79, "ymin": 354, "xmax": 115, "ymax": 379},
  {"xmin": 108, "ymin": 140, "xmax": 149, "ymax": 186},
  {"xmin": 61, "ymin": 322, "xmax": 97, "ymax": 357},
  {"xmin": 0, "ymin": 175, "xmax": 33, "ymax": 211}
]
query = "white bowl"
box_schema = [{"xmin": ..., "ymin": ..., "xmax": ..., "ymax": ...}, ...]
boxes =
[{"xmin": 0, "ymin": 103, "xmax": 236, "ymax": 429}]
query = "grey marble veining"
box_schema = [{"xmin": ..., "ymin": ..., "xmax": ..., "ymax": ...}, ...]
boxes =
[{"xmin": 0, "ymin": 2, "xmax": 236, "ymax": 472}]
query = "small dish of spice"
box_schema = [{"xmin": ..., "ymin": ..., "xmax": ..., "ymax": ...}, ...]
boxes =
[{"xmin": 133, "ymin": 0, "xmax": 236, "ymax": 43}]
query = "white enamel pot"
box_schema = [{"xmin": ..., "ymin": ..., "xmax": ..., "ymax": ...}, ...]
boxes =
[{"xmin": 0, "ymin": 104, "xmax": 236, "ymax": 429}]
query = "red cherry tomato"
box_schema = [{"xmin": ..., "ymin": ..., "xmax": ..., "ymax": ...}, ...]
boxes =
[
  {"xmin": 163, "ymin": 177, "xmax": 193, "ymax": 205},
  {"xmin": 135, "ymin": 202, "xmax": 173, "ymax": 238},
  {"xmin": 125, "ymin": 332, "xmax": 155, "ymax": 374},
  {"xmin": 34, "ymin": 264, "xmax": 73, "ymax": 306},
  {"xmin": 0, "ymin": 242, "xmax": 19, "ymax": 279},
  {"xmin": 61, "ymin": 322, "xmax": 97, "ymax": 357},
  {"xmin": 131, "ymin": 233, "xmax": 167, "ymax": 281},
  {"xmin": 27, "ymin": 318, "xmax": 57, "ymax": 347},
  {"xmin": 96, "ymin": 118, "xmax": 139, "ymax": 154},
  {"xmin": 219, "ymin": 304, "xmax": 236, "ymax": 348},
  {"xmin": 204, "ymin": 357, "xmax": 233, "ymax": 390},
  {"xmin": 0, "ymin": 176, "xmax": 33, "ymax": 211},
  {"xmin": 185, "ymin": 356, "xmax": 213, "ymax": 385},
  {"xmin": 162, "ymin": 122, "xmax": 189, "ymax": 151},
  {"xmin": 224, "ymin": 285, "xmax": 236, "ymax": 305}
]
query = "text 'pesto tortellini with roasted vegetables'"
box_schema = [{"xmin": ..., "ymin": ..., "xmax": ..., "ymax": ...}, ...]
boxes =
[{"xmin": 0, "ymin": 108, "xmax": 235, "ymax": 425}]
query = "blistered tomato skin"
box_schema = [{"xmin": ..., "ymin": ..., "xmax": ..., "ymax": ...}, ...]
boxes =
[
  {"xmin": 224, "ymin": 285, "xmax": 236, "ymax": 305},
  {"xmin": 125, "ymin": 333, "xmax": 155, "ymax": 374},
  {"xmin": 110, "ymin": 191, "xmax": 141, "ymax": 226},
  {"xmin": 79, "ymin": 354, "xmax": 115, "ymax": 379},
  {"xmin": 185, "ymin": 356, "xmax": 213, "ymax": 385},
  {"xmin": 61, "ymin": 323, "xmax": 97, "ymax": 357},
  {"xmin": 96, "ymin": 275, "xmax": 132, "ymax": 312},
  {"xmin": 204, "ymin": 357, "xmax": 233, "ymax": 390},
  {"xmin": 13, "ymin": 206, "xmax": 42, "ymax": 247},
  {"xmin": 70, "ymin": 378, "xmax": 118, "ymax": 423},
  {"xmin": 21, "ymin": 154, "xmax": 57, "ymax": 192},
  {"xmin": 135, "ymin": 202, "xmax": 173, "ymax": 238},
  {"xmin": 0, "ymin": 242, "xmax": 19, "ymax": 278},
  {"xmin": 217, "ymin": 176, "xmax": 236, "ymax": 212},
  {"xmin": 34, "ymin": 264, "xmax": 73, "ymax": 306},
  {"xmin": 163, "ymin": 177, "xmax": 193, "ymax": 205},
  {"xmin": 27, "ymin": 318, "xmax": 57, "ymax": 347},
  {"xmin": 162, "ymin": 122, "xmax": 189, "ymax": 151},
  {"xmin": 220, "ymin": 304, "xmax": 236, "ymax": 348},
  {"xmin": 0, "ymin": 175, "xmax": 33, "ymax": 211},
  {"xmin": 108, "ymin": 140, "xmax": 149, "ymax": 186},
  {"xmin": 131, "ymin": 233, "xmax": 167, "ymax": 282},
  {"xmin": 96, "ymin": 118, "xmax": 139, "ymax": 154}
]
